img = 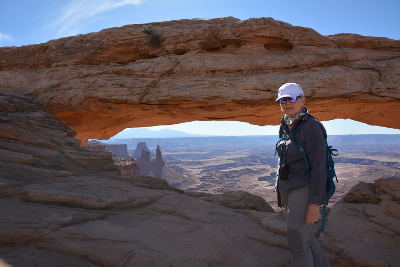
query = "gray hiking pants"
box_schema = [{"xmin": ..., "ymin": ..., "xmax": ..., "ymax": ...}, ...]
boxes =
[{"xmin": 282, "ymin": 186, "xmax": 330, "ymax": 267}]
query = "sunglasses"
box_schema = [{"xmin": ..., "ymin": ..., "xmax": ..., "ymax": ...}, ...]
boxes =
[{"xmin": 279, "ymin": 96, "xmax": 302, "ymax": 104}]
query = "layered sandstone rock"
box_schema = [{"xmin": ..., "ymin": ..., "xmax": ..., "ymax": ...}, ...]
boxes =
[
  {"xmin": 113, "ymin": 156, "xmax": 140, "ymax": 176},
  {"xmin": 83, "ymin": 140, "xmax": 139, "ymax": 176},
  {"xmin": 0, "ymin": 90, "xmax": 119, "ymax": 180},
  {"xmin": 1, "ymin": 17, "xmax": 400, "ymax": 266},
  {"xmin": 83, "ymin": 140, "xmax": 113, "ymax": 154},
  {"xmin": 1, "ymin": 91, "xmax": 294, "ymax": 266},
  {"xmin": 320, "ymin": 178, "xmax": 400, "ymax": 266},
  {"xmin": 185, "ymin": 190, "xmax": 275, "ymax": 212},
  {"xmin": 1, "ymin": 87, "xmax": 400, "ymax": 266},
  {"xmin": 0, "ymin": 17, "xmax": 399, "ymax": 142}
]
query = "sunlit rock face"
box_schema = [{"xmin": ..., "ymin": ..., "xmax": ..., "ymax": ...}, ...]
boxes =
[
  {"xmin": 0, "ymin": 17, "xmax": 399, "ymax": 143},
  {"xmin": 0, "ymin": 61, "xmax": 399, "ymax": 267}
]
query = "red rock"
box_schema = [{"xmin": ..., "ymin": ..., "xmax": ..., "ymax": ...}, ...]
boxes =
[
  {"xmin": 1, "ymin": 17, "xmax": 400, "ymax": 267},
  {"xmin": 0, "ymin": 17, "xmax": 398, "ymax": 143},
  {"xmin": 113, "ymin": 157, "xmax": 140, "ymax": 176}
]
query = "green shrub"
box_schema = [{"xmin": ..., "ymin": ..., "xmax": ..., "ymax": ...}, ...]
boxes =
[{"xmin": 142, "ymin": 26, "xmax": 162, "ymax": 48}]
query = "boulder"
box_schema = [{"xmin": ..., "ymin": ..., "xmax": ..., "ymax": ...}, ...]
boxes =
[
  {"xmin": 320, "ymin": 178, "xmax": 400, "ymax": 266},
  {"xmin": 343, "ymin": 182, "xmax": 380, "ymax": 203}
]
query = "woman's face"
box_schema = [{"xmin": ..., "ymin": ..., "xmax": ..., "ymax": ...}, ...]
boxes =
[{"xmin": 280, "ymin": 96, "xmax": 305, "ymax": 117}]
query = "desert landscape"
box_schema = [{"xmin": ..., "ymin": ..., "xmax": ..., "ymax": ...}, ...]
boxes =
[
  {"xmin": 109, "ymin": 134, "xmax": 400, "ymax": 209},
  {"xmin": 1, "ymin": 15, "xmax": 400, "ymax": 267}
]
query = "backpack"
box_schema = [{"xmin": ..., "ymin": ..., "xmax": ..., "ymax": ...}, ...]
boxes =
[{"xmin": 288, "ymin": 116, "xmax": 339, "ymax": 235}]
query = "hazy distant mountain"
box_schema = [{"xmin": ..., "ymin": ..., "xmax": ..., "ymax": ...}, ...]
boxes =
[
  {"xmin": 106, "ymin": 129, "xmax": 400, "ymax": 142},
  {"xmin": 328, "ymin": 134, "xmax": 400, "ymax": 144},
  {"xmin": 109, "ymin": 128, "xmax": 212, "ymax": 139},
  {"xmin": 101, "ymin": 134, "xmax": 400, "ymax": 150}
]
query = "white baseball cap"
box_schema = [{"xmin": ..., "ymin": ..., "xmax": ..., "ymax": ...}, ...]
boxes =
[{"xmin": 276, "ymin": 83, "xmax": 304, "ymax": 101}]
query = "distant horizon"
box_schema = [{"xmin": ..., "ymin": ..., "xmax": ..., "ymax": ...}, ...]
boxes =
[{"xmin": 105, "ymin": 119, "xmax": 400, "ymax": 140}]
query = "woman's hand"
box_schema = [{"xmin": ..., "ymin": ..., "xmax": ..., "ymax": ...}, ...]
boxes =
[{"xmin": 306, "ymin": 204, "xmax": 320, "ymax": 225}]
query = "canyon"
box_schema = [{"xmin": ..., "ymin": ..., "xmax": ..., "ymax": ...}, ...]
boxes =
[
  {"xmin": 0, "ymin": 17, "xmax": 400, "ymax": 266},
  {"xmin": 107, "ymin": 135, "xmax": 400, "ymax": 209}
]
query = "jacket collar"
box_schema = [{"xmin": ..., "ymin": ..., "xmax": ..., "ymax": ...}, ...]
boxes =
[{"xmin": 280, "ymin": 107, "xmax": 309, "ymax": 124}]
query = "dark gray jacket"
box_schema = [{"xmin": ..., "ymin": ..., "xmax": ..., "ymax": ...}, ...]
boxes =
[{"xmin": 276, "ymin": 111, "xmax": 327, "ymax": 205}]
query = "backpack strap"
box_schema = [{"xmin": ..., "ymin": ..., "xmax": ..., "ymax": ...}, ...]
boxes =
[
  {"xmin": 290, "ymin": 120, "xmax": 310, "ymax": 170},
  {"xmin": 274, "ymin": 136, "xmax": 287, "ymax": 155},
  {"xmin": 320, "ymin": 205, "xmax": 327, "ymax": 236},
  {"xmin": 275, "ymin": 124, "xmax": 290, "ymax": 155},
  {"xmin": 327, "ymin": 146, "xmax": 339, "ymax": 183}
]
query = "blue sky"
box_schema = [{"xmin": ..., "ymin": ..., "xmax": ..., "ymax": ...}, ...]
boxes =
[{"xmin": 1, "ymin": 0, "xmax": 399, "ymax": 136}]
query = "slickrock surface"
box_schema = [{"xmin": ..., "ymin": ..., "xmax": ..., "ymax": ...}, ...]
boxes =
[
  {"xmin": 0, "ymin": 90, "xmax": 292, "ymax": 266},
  {"xmin": 1, "ymin": 86, "xmax": 400, "ymax": 267},
  {"xmin": 184, "ymin": 190, "xmax": 275, "ymax": 212},
  {"xmin": 0, "ymin": 17, "xmax": 399, "ymax": 142},
  {"xmin": 320, "ymin": 178, "xmax": 400, "ymax": 266}
]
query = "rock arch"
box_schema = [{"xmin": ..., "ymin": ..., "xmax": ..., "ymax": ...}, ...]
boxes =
[{"xmin": 1, "ymin": 17, "xmax": 399, "ymax": 142}]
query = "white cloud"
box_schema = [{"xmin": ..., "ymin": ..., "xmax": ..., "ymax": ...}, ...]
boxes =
[
  {"xmin": 49, "ymin": 0, "xmax": 143, "ymax": 38},
  {"xmin": 0, "ymin": 32, "xmax": 13, "ymax": 42}
]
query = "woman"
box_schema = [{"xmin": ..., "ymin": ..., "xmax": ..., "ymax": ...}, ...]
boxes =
[{"xmin": 275, "ymin": 83, "xmax": 330, "ymax": 267}]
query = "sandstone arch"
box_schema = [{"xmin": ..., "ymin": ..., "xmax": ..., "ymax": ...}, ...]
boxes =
[{"xmin": 1, "ymin": 17, "xmax": 399, "ymax": 142}]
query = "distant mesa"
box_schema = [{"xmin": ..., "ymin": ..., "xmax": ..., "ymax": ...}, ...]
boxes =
[
  {"xmin": 132, "ymin": 142, "xmax": 151, "ymax": 159},
  {"xmin": 136, "ymin": 145, "xmax": 165, "ymax": 178},
  {"xmin": 84, "ymin": 140, "xmax": 183, "ymax": 183},
  {"xmin": 105, "ymin": 144, "xmax": 130, "ymax": 158}
]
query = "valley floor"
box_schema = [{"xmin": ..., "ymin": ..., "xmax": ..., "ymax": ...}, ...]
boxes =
[{"xmin": 158, "ymin": 142, "xmax": 400, "ymax": 209}]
